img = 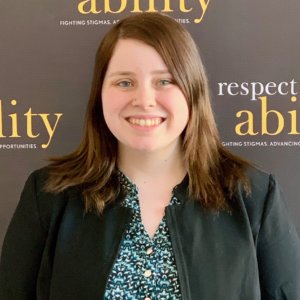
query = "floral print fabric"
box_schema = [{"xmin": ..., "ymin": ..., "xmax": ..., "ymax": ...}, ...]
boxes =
[{"xmin": 104, "ymin": 171, "xmax": 182, "ymax": 300}]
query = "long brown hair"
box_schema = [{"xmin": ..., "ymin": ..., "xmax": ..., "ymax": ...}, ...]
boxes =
[{"xmin": 45, "ymin": 12, "xmax": 250, "ymax": 213}]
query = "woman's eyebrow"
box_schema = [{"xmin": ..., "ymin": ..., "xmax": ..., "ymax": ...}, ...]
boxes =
[
  {"xmin": 107, "ymin": 70, "xmax": 171, "ymax": 78},
  {"xmin": 107, "ymin": 71, "xmax": 135, "ymax": 78},
  {"xmin": 151, "ymin": 69, "xmax": 170, "ymax": 75}
]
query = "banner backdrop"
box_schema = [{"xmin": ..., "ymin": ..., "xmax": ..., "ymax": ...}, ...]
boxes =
[{"xmin": 1, "ymin": 0, "xmax": 299, "ymax": 251}]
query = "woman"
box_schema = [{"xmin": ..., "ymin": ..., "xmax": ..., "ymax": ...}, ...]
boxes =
[{"xmin": 0, "ymin": 12, "xmax": 299, "ymax": 300}]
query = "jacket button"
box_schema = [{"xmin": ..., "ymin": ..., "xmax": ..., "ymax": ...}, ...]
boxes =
[
  {"xmin": 144, "ymin": 270, "xmax": 152, "ymax": 277},
  {"xmin": 146, "ymin": 247, "xmax": 153, "ymax": 255}
]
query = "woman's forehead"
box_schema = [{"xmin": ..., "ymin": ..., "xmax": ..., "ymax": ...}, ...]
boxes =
[{"xmin": 105, "ymin": 39, "xmax": 170, "ymax": 75}]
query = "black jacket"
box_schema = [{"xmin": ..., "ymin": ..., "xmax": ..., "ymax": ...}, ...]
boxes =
[{"xmin": 0, "ymin": 168, "xmax": 300, "ymax": 300}]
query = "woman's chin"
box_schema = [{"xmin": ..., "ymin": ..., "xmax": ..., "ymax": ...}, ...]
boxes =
[
  {"xmin": 119, "ymin": 140, "xmax": 162, "ymax": 154},
  {"xmin": 128, "ymin": 144, "xmax": 158, "ymax": 153}
]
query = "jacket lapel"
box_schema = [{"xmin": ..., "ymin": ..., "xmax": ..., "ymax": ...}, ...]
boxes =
[
  {"xmin": 167, "ymin": 189, "xmax": 260, "ymax": 300},
  {"xmin": 50, "ymin": 192, "xmax": 131, "ymax": 299}
]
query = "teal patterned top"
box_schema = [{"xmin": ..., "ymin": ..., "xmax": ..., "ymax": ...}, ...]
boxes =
[{"xmin": 104, "ymin": 171, "xmax": 182, "ymax": 300}]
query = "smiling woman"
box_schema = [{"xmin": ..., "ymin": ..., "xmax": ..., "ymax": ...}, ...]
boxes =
[
  {"xmin": 101, "ymin": 39, "xmax": 189, "ymax": 155},
  {"xmin": 1, "ymin": 12, "xmax": 300, "ymax": 300}
]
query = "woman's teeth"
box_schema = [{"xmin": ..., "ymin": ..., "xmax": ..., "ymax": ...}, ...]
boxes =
[{"xmin": 128, "ymin": 117, "xmax": 163, "ymax": 127}]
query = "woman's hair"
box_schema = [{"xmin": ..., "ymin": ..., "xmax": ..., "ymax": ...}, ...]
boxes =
[{"xmin": 45, "ymin": 12, "xmax": 250, "ymax": 213}]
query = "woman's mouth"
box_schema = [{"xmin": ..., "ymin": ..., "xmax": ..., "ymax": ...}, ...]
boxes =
[{"xmin": 127, "ymin": 117, "xmax": 164, "ymax": 127}]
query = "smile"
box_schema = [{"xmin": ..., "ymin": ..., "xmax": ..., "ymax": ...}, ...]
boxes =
[{"xmin": 127, "ymin": 117, "xmax": 164, "ymax": 127}]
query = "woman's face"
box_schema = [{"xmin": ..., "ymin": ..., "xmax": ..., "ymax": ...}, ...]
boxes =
[{"xmin": 101, "ymin": 38, "xmax": 189, "ymax": 155}]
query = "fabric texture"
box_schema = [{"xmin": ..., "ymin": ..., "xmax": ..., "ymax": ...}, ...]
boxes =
[
  {"xmin": 104, "ymin": 171, "xmax": 181, "ymax": 299},
  {"xmin": 0, "ymin": 167, "xmax": 300, "ymax": 300}
]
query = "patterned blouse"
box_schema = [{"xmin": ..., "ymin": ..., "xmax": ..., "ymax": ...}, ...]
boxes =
[{"xmin": 104, "ymin": 171, "xmax": 182, "ymax": 300}]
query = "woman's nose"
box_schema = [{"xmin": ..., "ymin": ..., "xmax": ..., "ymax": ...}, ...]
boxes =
[{"xmin": 132, "ymin": 86, "xmax": 156, "ymax": 108}]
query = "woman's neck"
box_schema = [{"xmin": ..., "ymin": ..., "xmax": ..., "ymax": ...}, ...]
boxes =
[{"xmin": 117, "ymin": 144, "xmax": 186, "ymax": 189}]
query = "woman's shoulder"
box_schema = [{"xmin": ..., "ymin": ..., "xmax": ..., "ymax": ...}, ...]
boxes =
[
  {"xmin": 238, "ymin": 166, "xmax": 291, "ymax": 238},
  {"xmin": 26, "ymin": 166, "xmax": 80, "ymax": 197},
  {"xmin": 239, "ymin": 165, "xmax": 280, "ymax": 209},
  {"xmin": 245, "ymin": 165, "xmax": 275, "ymax": 199},
  {"xmin": 21, "ymin": 167, "xmax": 82, "ymax": 230},
  {"xmin": 23, "ymin": 167, "xmax": 59, "ymax": 203},
  {"xmin": 26, "ymin": 166, "xmax": 50, "ymax": 190}
]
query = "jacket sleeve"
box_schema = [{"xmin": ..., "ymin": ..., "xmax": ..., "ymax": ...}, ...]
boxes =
[
  {"xmin": 0, "ymin": 171, "xmax": 48, "ymax": 300},
  {"xmin": 256, "ymin": 174, "xmax": 300, "ymax": 299}
]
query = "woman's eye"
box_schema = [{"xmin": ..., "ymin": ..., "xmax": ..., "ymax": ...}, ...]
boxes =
[
  {"xmin": 159, "ymin": 79, "xmax": 173, "ymax": 86},
  {"xmin": 116, "ymin": 80, "xmax": 133, "ymax": 88}
]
